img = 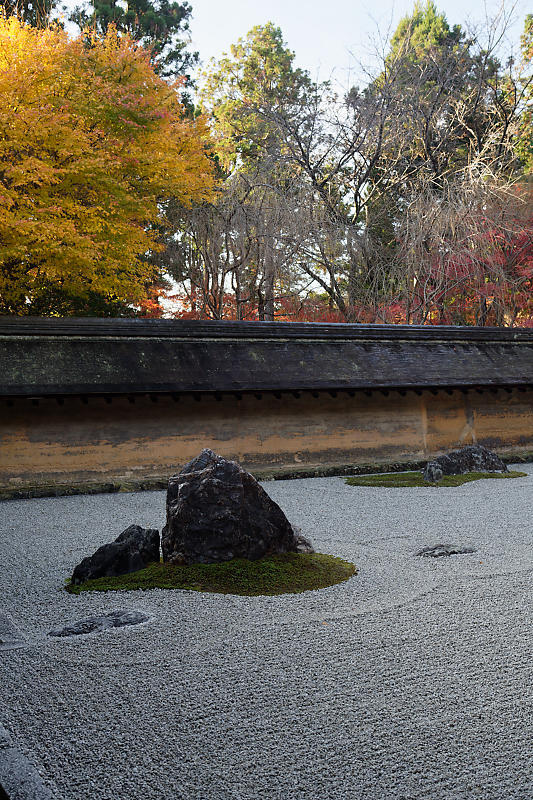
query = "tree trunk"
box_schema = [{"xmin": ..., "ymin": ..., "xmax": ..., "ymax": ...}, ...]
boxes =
[{"xmin": 263, "ymin": 236, "xmax": 275, "ymax": 321}]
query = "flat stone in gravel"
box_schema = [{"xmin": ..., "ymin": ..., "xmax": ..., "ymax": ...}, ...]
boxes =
[
  {"xmin": 416, "ymin": 544, "xmax": 477, "ymax": 557},
  {"xmin": 0, "ymin": 724, "xmax": 53, "ymax": 800},
  {"xmin": 48, "ymin": 610, "xmax": 149, "ymax": 638},
  {"xmin": 0, "ymin": 614, "xmax": 25, "ymax": 652}
]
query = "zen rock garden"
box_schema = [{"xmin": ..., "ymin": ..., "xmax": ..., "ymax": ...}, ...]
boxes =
[
  {"xmin": 66, "ymin": 449, "xmax": 340, "ymax": 604},
  {"xmin": 66, "ymin": 443, "xmax": 519, "ymax": 608},
  {"xmin": 0, "ymin": 614, "xmax": 26, "ymax": 652},
  {"xmin": 345, "ymin": 443, "xmax": 524, "ymax": 489},
  {"xmin": 72, "ymin": 524, "xmax": 160, "ymax": 584},
  {"xmin": 49, "ymin": 610, "xmax": 150, "ymax": 638},
  {"xmin": 71, "ymin": 449, "xmax": 314, "ymax": 582},
  {"xmin": 3, "ymin": 441, "xmax": 531, "ymax": 800},
  {"xmin": 415, "ymin": 544, "xmax": 477, "ymax": 558}
]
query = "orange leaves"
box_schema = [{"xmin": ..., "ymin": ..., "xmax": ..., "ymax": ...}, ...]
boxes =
[{"xmin": 0, "ymin": 18, "xmax": 215, "ymax": 313}]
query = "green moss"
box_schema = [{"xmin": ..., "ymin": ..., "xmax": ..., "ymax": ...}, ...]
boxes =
[
  {"xmin": 66, "ymin": 552, "xmax": 357, "ymax": 596},
  {"xmin": 345, "ymin": 470, "xmax": 528, "ymax": 488}
]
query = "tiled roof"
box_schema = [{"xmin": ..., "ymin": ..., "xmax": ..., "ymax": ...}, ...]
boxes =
[{"xmin": 2, "ymin": 318, "xmax": 533, "ymax": 397}]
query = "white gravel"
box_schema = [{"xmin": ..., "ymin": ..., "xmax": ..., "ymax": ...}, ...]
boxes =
[{"xmin": 0, "ymin": 467, "xmax": 532, "ymax": 800}]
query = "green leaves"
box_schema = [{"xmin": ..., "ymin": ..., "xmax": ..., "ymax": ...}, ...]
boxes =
[{"xmin": 199, "ymin": 23, "xmax": 313, "ymax": 173}]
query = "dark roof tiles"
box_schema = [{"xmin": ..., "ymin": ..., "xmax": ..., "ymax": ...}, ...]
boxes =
[{"xmin": 2, "ymin": 318, "xmax": 533, "ymax": 397}]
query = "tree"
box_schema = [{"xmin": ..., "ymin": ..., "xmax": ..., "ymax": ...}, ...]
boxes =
[
  {"xmin": 396, "ymin": 172, "xmax": 533, "ymax": 326},
  {"xmin": 194, "ymin": 24, "xmax": 318, "ymax": 320},
  {"xmin": 70, "ymin": 0, "xmax": 197, "ymax": 81},
  {"xmin": 389, "ymin": 0, "xmax": 462, "ymax": 60},
  {"xmin": 376, "ymin": 5, "xmax": 532, "ymax": 324},
  {"xmin": 248, "ymin": 3, "xmax": 529, "ymax": 323},
  {"xmin": 516, "ymin": 14, "xmax": 533, "ymax": 173},
  {"xmin": 1, "ymin": 0, "xmax": 53, "ymax": 26},
  {"xmin": 0, "ymin": 18, "xmax": 214, "ymax": 315},
  {"xmin": 200, "ymin": 22, "xmax": 313, "ymax": 172},
  {"xmin": 159, "ymin": 163, "xmax": 313, "ymax": 320},
  {"xmin": 152, "ymin": 8, "xmax": 532, "ymax": 327},
  {"xmin": 379, "ymin": 2, "xmax": 475, "ymax": 181}
]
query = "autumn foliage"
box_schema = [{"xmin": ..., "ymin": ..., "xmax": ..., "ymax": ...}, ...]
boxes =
[
  {"xmin": 0, "ymin": 17, "xmax": 214, "ymax": 313},
  {"xmin": 2, "ymin": 9, "xmax": 532, "ymax": 325}
]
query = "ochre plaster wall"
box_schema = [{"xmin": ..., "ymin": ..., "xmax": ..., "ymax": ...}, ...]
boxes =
[{"xmin": 1, "ymin": 388, "xmax": 533, "ymax": 488}]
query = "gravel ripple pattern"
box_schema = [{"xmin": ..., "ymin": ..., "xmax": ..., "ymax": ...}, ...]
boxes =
[{"xmin": 0, "ymin": 466, "xmax": 532, "ymax": 799}]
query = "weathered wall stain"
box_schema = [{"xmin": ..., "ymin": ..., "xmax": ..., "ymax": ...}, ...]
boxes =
[{"xmin": 2, "ymin": 388, "xmax": 533, "ymax": 489}]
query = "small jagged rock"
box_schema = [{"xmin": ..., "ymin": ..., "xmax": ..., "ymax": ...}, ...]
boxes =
[
  {"xmin": 162, "ymin": 449, "xmax": 305, "ymax": 565},
  {"xmin": 291, "ymin": 526, "xmax": 315, "ymax": 553},
  {"xmin": 416, "ymin": 544, "xmax": 477, "ymax": 558},
  {"xmin": 423, "ymin": 462, "xmax": 443, "ymax": 483},
  {"xmin": 48, "ymin": 610, "xmax": 149, "ymax": 637},
  {"xmin": 422, "ymin": 444, "xmax": 507, "ymax": 483},
  {"xmin": 71, "ymin": 524, "xmax": 160, "ymax": 585}
]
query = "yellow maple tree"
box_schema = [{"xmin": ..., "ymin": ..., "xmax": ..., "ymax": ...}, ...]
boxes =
[{"xmin": 0, "ymin": 17, "xmax": 215, "ymax": 314}]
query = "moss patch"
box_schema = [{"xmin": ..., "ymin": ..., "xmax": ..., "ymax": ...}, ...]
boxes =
[
  {"xmin": 344, "ymin": 470, "xmax": 527, "ymax": 488},
  {"xmin": 66, "ymin": 552, "xmax": 357, "ymax": 596}
]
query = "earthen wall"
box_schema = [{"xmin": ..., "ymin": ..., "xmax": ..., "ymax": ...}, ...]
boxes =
[{"xmin": 2, "ymin": 387, "xmax": 532, "ymax": 491}]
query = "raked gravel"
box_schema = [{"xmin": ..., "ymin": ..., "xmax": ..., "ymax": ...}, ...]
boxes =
[{"xmin": 0, "ymin": 467, "xmax": 532, "ymax": 800}]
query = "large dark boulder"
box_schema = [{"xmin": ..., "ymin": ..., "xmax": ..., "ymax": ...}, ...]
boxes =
[
  {"xmin": 162, "ymin": 449, "xmax": 308, "ymax": 564},
  {"xmin": 72, "ymin": 525, "xmax": 160, "ymax": 585},
  {"xmin": 422, "ymin": 444, "xmax": 507, "ymax": 483}
]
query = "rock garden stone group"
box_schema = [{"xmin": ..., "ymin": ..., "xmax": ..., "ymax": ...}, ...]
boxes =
[
  {"xmin": 71, "ymin": 443, "xmax": 509, "ymax": 587},
  {"xmin": 71, "ymin": 448, "xmax": 314, "ymax": 586}
]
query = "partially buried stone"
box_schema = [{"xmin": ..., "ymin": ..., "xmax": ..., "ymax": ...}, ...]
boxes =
[
  {"xmin": 0, "ymin": 613, "xmax": 26, "ymax": 651},
  {"xmin": 416, "ymin": 544, "xmax": 476, "ymax": 557},
  {"xmin": 71, "ymin": 524, "xmax": 160, "ymax": 585},
  {"xmin": 162, "ymin": 449, "xmax": 311, "ymax": 564},
  {"xmin": 48, "ymin": 610, "xmax": 149, "ymax": 638},
  {"xmin": 422, "ymin": 443, "xmax": 507, "ymax": 483}
]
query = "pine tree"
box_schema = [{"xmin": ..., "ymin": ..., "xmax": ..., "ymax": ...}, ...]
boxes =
[{"xmin": 70, "ymin": 0, "xmax": 197, "ymax": 80}]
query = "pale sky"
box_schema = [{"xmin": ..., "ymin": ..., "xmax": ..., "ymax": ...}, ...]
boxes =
[{"xmin": 188, "ymin": 0, "xmax": 530, "ymax": 89}]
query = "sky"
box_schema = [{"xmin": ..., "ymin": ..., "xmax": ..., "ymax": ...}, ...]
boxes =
[{"xmin": 187, "ymin": 0, "xmax": 530, "ymax": 89}]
